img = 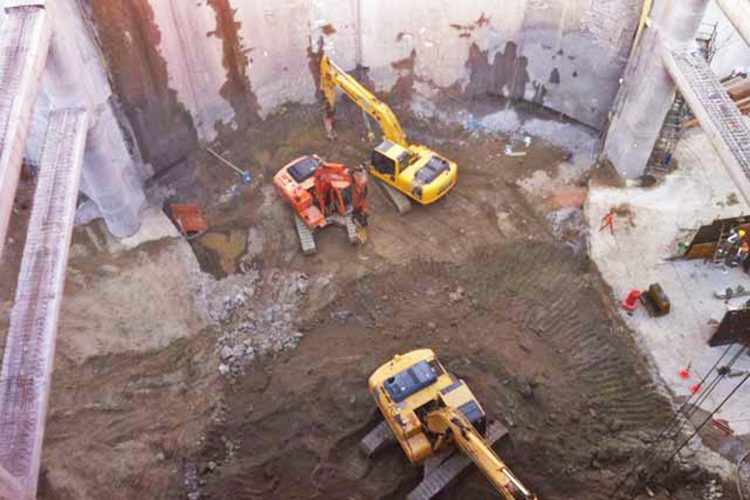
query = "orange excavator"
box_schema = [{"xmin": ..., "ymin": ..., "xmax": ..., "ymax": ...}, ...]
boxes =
[{"xmin": 273, "ymin": 154, "xmax": 368, "ymax": 255}]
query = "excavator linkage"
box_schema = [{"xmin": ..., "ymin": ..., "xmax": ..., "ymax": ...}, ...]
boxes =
[
  {"xmin": 359, "ymin": 419, "xmax": 510, "ymax": 500},
  {"xmin": 408, "ymin": 421, "xmax": 509, "ymax": 500}
]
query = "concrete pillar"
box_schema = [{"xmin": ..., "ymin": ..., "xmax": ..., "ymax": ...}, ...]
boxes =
[
  {"xmin": 39, "ymin": 0, "xmax": 144, "ymax": 237},
  {"xmin": 715, "ymin": 0, "xmax": 750, "ymax": 47},
  {"xmin": 602, "ymin": 0, "xmax": 710, "ymax": 178}
]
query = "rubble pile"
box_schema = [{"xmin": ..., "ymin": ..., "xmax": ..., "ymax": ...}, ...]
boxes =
[{"xmin": 213, "ymin": 269, "xmax": 310, "ymax": 377}]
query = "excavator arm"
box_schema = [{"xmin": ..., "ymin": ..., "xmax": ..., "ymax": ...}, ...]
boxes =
[
  {"xmin": 425, "ymin": 408, "xmax": 537, "ymax": 500},
  {"xmin": 320, "ymin": 55, "xmax": 408, "ymax": 147}
]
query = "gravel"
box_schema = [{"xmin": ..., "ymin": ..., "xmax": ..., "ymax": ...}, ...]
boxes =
[{"xmin": 208, "ymin": 269, "xmax": 315, "ymax": 377}]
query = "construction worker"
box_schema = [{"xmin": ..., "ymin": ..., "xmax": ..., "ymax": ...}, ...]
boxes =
[
  {"xmin": 599, "ymin": 209, "xmax": 615, "ymax": 235},
  {"xmin": 738, "ymin": 240, "xmax": 750, "ymax": 270},
  {"xmin": 727, "ymin": 228, "xmax": 746, "ymax": 245},
  {"xmin": 722, "ymin": 227, "xmax": 748, "ymax": 267}
]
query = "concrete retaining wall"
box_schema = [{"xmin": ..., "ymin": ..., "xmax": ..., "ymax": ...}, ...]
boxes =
[{"xmin": 85, "ymin": 0, "xmax": 644, "ymax": 173}]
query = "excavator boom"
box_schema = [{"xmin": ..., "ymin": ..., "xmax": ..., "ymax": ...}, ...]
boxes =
[
  {"xmin": 318, "ymin": 56, "xmax": 458, "ymax": 207},
  {"xmin": 320, "ymin": 55, "xmax": 408, "ymax": 146},
  {"xmin": 426, "ymin": 409, "xmax": 537, "ymax": 500}
]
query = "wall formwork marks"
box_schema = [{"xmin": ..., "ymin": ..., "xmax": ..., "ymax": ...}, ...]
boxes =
[{"xmin": 98, "ymin": 0, "xmax": 643, "ymax": 174}]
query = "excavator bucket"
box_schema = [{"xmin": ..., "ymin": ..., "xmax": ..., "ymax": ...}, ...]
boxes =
[
  {"xmin": 710, "ymin": 308, "xmax": 750, "ymax": 347},
  {"xmin": 356, "ymin": 225, "xmax": 368, "ymax": 245}
]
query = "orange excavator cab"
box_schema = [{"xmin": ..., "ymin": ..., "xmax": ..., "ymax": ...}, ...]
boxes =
[{"xmin": 313, "ymin": 162, "xmax": 351, "ymax": 217}]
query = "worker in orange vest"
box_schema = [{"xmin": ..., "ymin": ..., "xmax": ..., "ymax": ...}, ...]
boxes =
[{"xmin": 599, "ymin": 210, "xmax": 615, "ymax": 235}]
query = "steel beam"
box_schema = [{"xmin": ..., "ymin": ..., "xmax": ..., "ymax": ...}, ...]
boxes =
[
  {"xmin": 663, "ymin": 49, "xmax": 750, "ymax": 205},
  {"xmin": 0, "ymin": 3, "xmax": 51, "ymax": 258},
  {"xmin": 0, "ymin": 109, "xmax": 88, "ymax": 498}
]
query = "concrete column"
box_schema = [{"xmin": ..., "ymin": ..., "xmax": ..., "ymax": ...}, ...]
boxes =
[
  {"xmin": 602, "ymin": 0, "xmax": 710, "ymax": 178},
  {"xmin": 715, "ymin": 0, "xmax": 750, "ymax": 47},
  {"xmin": 39, "ymin": 0, "xmax": 144, "ymax": 237}
]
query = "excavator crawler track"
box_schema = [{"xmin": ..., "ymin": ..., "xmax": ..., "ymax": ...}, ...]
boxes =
[
  {"xmin": 359, "ymin": 420, "xmax": 394, "ymax": 457},
  {"xmin": 294, "ymin": 215, "xmax": 316, "ymax": 255},
  {"xmin": 377, "ymin": 179, "xmax": 412, "ymax": 215},
  {"xmin": 406, "ymin": 421, "xmax": 509, "ymax": 500}
]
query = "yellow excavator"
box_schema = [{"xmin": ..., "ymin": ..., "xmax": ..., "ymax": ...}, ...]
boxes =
[
  {"xmin": 363, "ymin": 349, "xmax": 537, "ymax": 500},
  {"xmin": 319, "ymin": 56, "xmax": 458, "ymax": 211}
]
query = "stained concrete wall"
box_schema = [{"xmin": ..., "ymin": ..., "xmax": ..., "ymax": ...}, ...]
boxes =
[
  {"xmin": 3, "ymin": 0, "xmax": 648, "ymax": 235},
  {"xmin": 84, "ymin": 0, "xmax": 644, "ymax": 174}
]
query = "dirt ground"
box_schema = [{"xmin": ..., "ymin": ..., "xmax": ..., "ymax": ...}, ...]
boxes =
[{"xmin": 0, "ymin": 102, "xmax": 738, "ymax": 499}]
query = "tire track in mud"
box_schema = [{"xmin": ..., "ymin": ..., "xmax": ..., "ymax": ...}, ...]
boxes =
[
  {"xmin": 471, "ymin": 242, "xmax": 673, "ymax": 432},
  {"xmin": 196, "ymin": 239, "xmax": 715, "ymax": 500}
]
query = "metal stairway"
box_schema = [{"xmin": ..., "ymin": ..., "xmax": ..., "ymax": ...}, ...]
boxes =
[
  {"xmin": 663, "ymin": 49, "xmax": 750, "ymax": 203},
  {"xmin": 709, "ymin": 222, "xmax": 730, "ymax": 265},
  {"xmin": 646, "ymin": 25, "xmax": 717, "ymax": 178},
  {"xmin": 0, "ymin": 1, "xmax": 52, "ymax": 258},
  {"xmin": 0, "ymin": 109, "xmax": 89, "ymax": 498},
  {"xmin": 645, "ymin": 96, "xmax": 687, "ymax": 176}
]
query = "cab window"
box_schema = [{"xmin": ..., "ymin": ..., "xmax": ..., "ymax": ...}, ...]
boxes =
[{"xmin": 371, "ymin": 150, "xmax": 395, "ymax": 176}]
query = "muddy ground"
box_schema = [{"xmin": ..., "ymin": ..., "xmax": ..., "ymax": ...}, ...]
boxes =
[{"xmin": 0, "ymin": 101, "xmax": 738, "ymax": 499}]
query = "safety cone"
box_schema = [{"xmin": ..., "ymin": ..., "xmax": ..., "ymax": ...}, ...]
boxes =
[
  {"xmin": 679, "ymin": 368, "xmax": 690, "ymax": 380},
  {"xmin": 689, "ymin": 383, "xmax": 701, "ymax": 394}
]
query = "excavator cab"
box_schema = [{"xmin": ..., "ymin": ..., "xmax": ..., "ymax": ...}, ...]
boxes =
[
  {"xmin": 370, "ymin": 141, "xmax": 406, "ymax": 177},
  {"xmin": 371, "ymin": 141, "xmax": 455, "ymax": 203}
]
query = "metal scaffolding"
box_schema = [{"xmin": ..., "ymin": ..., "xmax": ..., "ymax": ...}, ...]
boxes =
[{"xmin": 663, "ymin": 49, "xmax": 750, "ymax": 203}]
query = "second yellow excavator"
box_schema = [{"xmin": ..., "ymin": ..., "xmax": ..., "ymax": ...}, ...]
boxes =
[
  {"xmin": 320, "ymin": 56, "xmax": 457, "ymax": 210},
  {"xmin": 362, "ymin": 349, "xmax": 537, "ymax": 500}
]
